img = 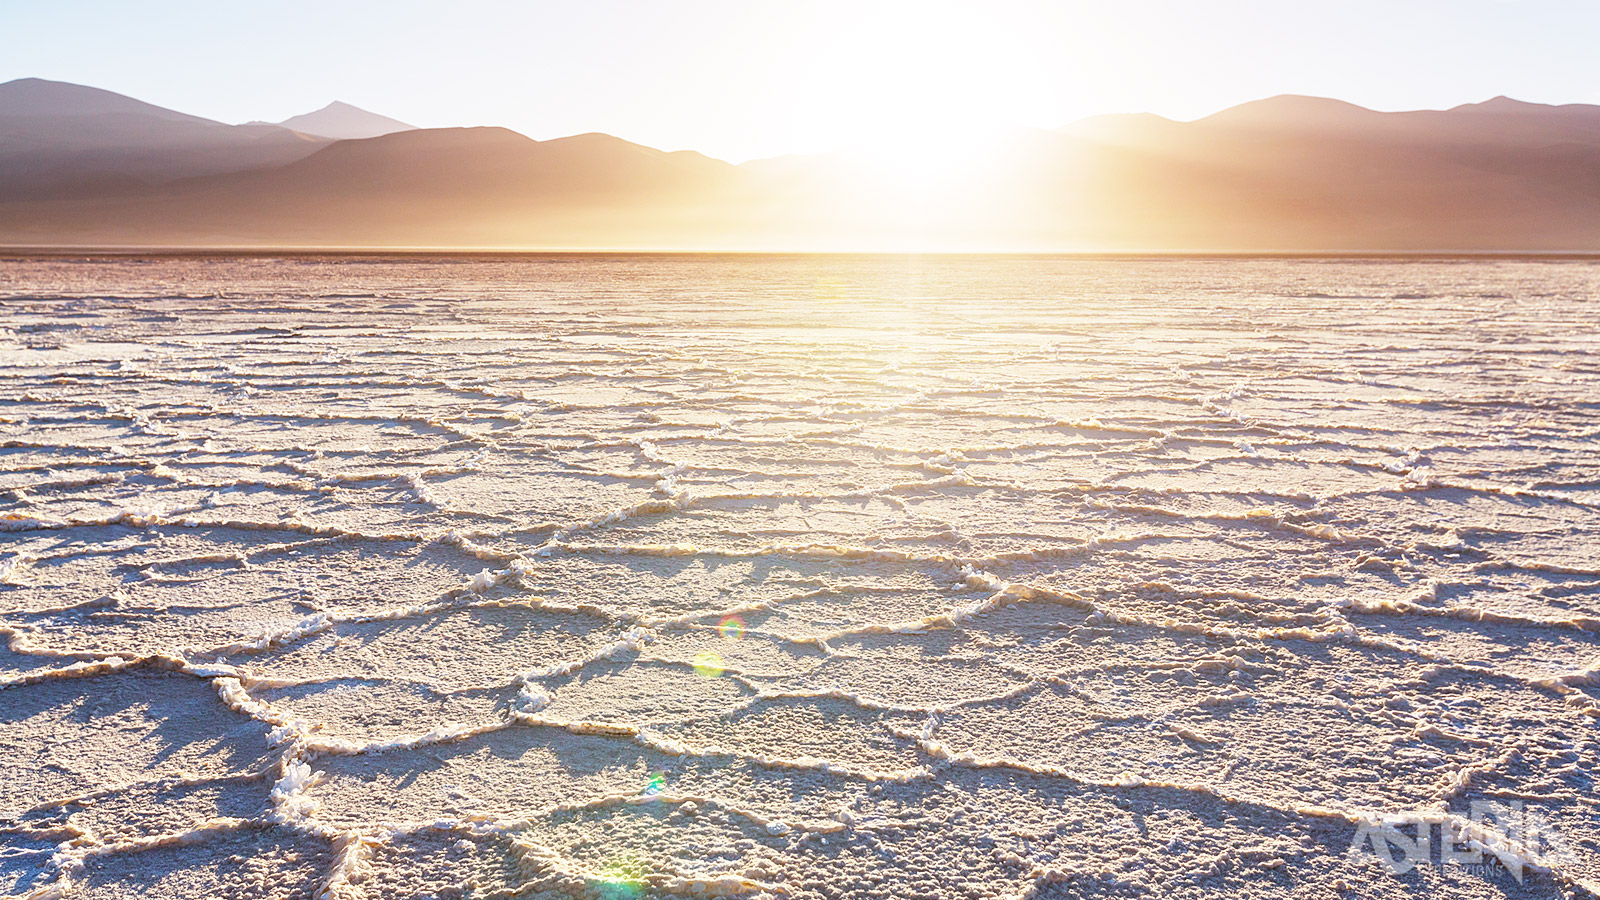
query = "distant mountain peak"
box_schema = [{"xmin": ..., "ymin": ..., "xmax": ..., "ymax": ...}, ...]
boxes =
[
  {"xmin": 1451, "ymin": 95, "xmax": 1548, "ymax": 113},
  {"xmin": 0, "ymin": 77, "xmax": 214, "ymax": 123},
  {"xmin": 276, "ymin": 102, "xmax": 415, "ymax": 140},
  {"xmin": 1197, "ymin": 94, "xmax": 1378, "ymax": 127}
]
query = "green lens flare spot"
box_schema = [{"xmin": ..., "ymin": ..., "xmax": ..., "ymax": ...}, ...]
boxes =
[{"xmin": 693, "ymin": 649, "xmax": 725, "ymax": 678}]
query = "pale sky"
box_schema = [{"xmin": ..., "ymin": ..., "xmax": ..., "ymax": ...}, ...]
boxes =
[{"xmin": 4, "ymin": 0, "xmax": 1598, "ymax": 162}]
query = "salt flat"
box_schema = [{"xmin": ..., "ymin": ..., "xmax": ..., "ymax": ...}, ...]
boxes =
[{"xmin": 1, "ymin": 254, "xmax": 1598, "ymax": 899}]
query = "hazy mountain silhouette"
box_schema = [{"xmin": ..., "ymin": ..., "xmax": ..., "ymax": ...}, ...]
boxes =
[
  {"xmin": 0, "ymin": 78, "xmax": 327, "ymax": 202},
  {"xmin": 0, "ymin": 77, "xmax": 212, "ymax": 121},
  {"xmin": 276, "ymin": 101, "xmax": 415, "ymax": 140},
  {"xmin": 0, "ymin": 122, "xmax": 752, "ymax": 248},
  {"xmin": 1053, "ymin": 93, "xmax": 1600, "ymax": 250},
  {"xmin": 1, "ymin": 79, "xmax": 1597, "ymax": 250}
]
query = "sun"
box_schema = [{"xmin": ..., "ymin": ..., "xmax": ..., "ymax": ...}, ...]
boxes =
[
  {"xmin": 848, "ymin": 121, "xmax": 1012, "ymax": 193},
  {"xmin": 791, "ymin": 1, "xmax": 1039, "ymax": 193}
]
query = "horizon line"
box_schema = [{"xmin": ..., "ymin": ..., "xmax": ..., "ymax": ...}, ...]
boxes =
[{"xmin": 6, "ymin": 245, "xmax": 1600, "ymax": 261}]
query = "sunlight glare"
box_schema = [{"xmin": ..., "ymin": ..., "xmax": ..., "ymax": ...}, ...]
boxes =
[{"xmin": 809, "ymin": 0, "xmax": 1037, "ymax": 192}]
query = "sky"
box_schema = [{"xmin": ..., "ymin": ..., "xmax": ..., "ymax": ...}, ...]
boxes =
[{"xmin": 3, "ymin": 0, "xmax": 1598, "ymax": 162}]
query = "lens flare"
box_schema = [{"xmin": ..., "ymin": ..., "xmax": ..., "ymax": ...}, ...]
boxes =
[
  {"xmin": 588, "ymin": 851, "xmax": 648, "ymax": 900},
  {"xmin": 717, "ymin": 615, "xmax": 745, "ymax": 641},
  {"xmin": 641, "ymin": 771, "xmax": 666, "ymax": 799},
  {"xmin": 692, "ymin": 649, "xmax": 725, "ymax": 678}
]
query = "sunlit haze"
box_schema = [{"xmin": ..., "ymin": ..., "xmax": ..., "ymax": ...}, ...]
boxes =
[{"xmin": 4, "ymin": 0, "xmax": 1598, "ymax": 162}]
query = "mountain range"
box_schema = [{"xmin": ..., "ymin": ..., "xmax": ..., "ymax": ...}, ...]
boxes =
[{"xmin": 1, "ymin": 77, "xmax": 1597, "ymax": 251}]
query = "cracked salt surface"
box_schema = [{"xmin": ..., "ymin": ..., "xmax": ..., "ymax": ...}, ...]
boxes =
[{"xmin": 1, "ymin": 254, "xmax": 1598, "ymax": 898}]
